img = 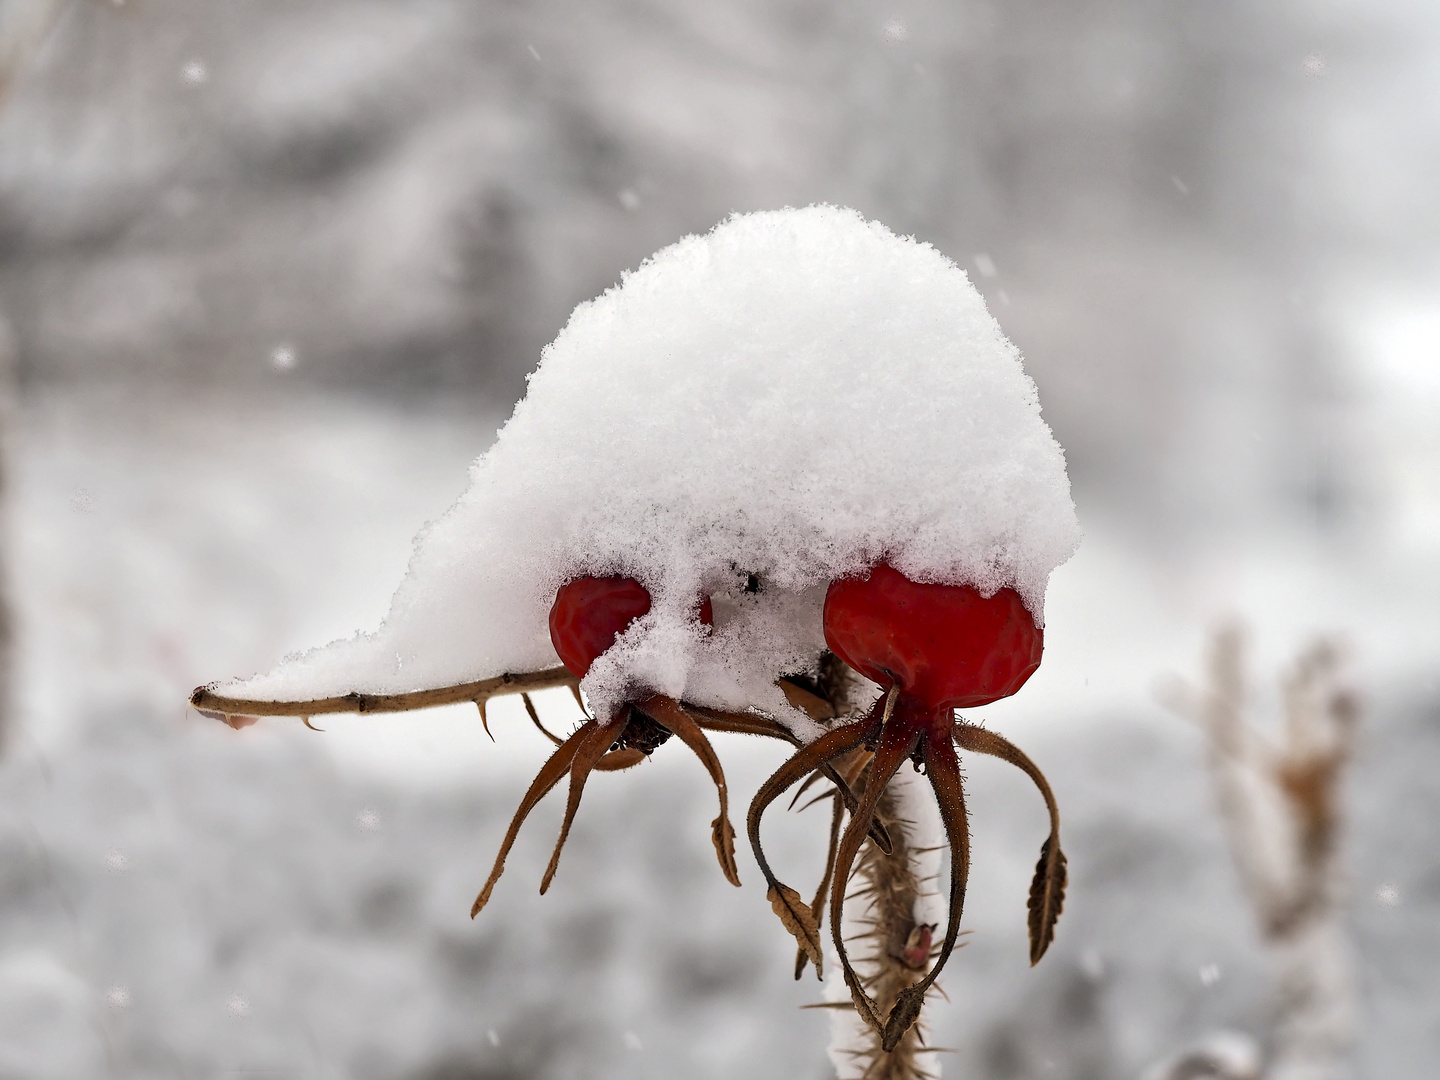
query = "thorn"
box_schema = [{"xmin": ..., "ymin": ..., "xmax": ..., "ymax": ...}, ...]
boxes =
[
  {"xmin": 522, "ymin": 693, "xmax": 565, "ymax": 746},
  {"xmin": 301, "ymin": 716, "xmax": 325, "ymax": 732},
  {"xmin": 569, "ymin": 682, "xmax": 589, "ymax": 716},
  {"xmin": 476, "ymin": 699, "xmax": 494, "ymax": 742}
]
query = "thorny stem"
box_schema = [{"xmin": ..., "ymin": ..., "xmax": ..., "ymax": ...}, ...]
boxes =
[
  {"xmin": 191, "ymin": 666, "xmax": 579, "ymax": 720},
  {"xmin": 883, "ymin": 735, "xmax": 969, "ymax": 1051},
  {"xmin": 830, "ymin": 767, "xmax": 944, "ymax": 1080}
]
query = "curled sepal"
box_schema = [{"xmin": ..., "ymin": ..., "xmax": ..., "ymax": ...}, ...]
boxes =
[
  {"xmin": 768, "ymin": 884, "xmax": 825, "ymax": 978},
  {"xmin": 1027, "ymin": 836, "xmax": 1068, "ymax": 965},
  {"xmin": 795, "ymin": 793, "xmax": 844, "ymax": 980},
  {"xmin": 879, "ymin": 732, "xmax": 971, "ymax": 1052},
  {"xmin": 593, "ymin": 748, "xmax": 647, "ymax": 772},
  {"xmin": 689, "ymin": 704, "xmax": 891, "ymax": 853},
  {"xmin": 883, "ymin": 986, "xmax": 928, "ymax": 1053},
  {"xmin": 471, "ymin": 721, "xmax": 593, "ymax": 917},
  {"xmin": 952, "ymin": 720, "xmax": 1065, "ymax": 965},
  {"xmin": 747, "ymin": 716, "xmax": 878, "ymax": 958},
  {"xmin": 712, "ymin": 815, "xmax": 741, "ymax": 889},
  {"xmin": 830, "ymin": 720, "xmax": 918, "ymax": 1034},
  {"xmin": 642, "ymin": 696, "xmax": 741, "ymax": 887}
]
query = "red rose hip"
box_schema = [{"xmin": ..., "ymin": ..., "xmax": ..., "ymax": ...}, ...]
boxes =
[{"xmin": 823, "ymin": 562, "xmax": 1042, "ymax": 711}]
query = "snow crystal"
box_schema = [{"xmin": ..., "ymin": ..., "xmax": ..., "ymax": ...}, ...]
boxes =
[{"xmin": 217, "ymin": 206, "xmax": 1079, "ymax": 727}]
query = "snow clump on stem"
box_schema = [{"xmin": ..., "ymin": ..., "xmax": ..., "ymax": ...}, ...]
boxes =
[{"xmin": 217, "ymin": 205, "xmax": 1080, "ymax": 730}]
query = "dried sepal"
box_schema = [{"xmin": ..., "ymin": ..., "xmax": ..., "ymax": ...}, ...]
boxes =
[
  {"xmin": 795, "ymin": 792, "xmax": 845, "ymax": 980},
  {"xmin": 471, "ymin": 720, "xmax": 592, "ymax": 917},
  {"xmin": 876, "ymin": 733, "xmax": 972, "ymax": 1052},
  {"xmin": 748, "ymin": 717, "xmax": 877, "ymax": 979},
  {"xmin": 951, "ymin": 720, "xmax": 1065, "ymax": 964},
  {"xmin": 768, "ymin": 883, "xmax": 825, "ymax": 977},
  {"xmin": 593, "ymin": 748, "xmax": 647, "ymax": 772},
  {"xmin": 642, "ymin": 696, "xmax": 742, "ymax": 887},
  {"xmin": 539, "ymin": 721, "xmax": 618, "ymax": 894},
  {"xmin": 829, "ymin": 720, "xmax": 919, "ymax": 1035},
  {"xmin": 1027, "ymin": 836, "xmax": 1067, "ymax": 965}
]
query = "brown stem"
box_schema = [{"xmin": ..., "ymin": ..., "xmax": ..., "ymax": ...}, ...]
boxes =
[{"xmin": 192, "ymin": 666, "xmax": 577, "ymax": 719}]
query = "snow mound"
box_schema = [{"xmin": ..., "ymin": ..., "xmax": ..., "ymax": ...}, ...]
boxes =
[{"xmin": 219, "ymin": 206, "xmax": 1080, "ymax": 728}]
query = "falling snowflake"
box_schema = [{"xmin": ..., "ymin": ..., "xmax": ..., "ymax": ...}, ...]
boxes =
[
  {"xmin": 356, "ymin": 808, "xmax": 381, "ymax": 832},
  {"xmin": 270, "ymin": 344, "xmax": 297, "ymax": 372},
  {"xmin": 180, "ymin": 59, "xmax": 209, "ymax": 86},
  {"xmin": 1199, "ymin": 963, "xmax": 1222, "ymax": 986},
  {"xmin": 104, "ymin": 849, "xmax": 129, "ymax": 873},
  {"xmin": 226, "ymin": 993, "xmax": 252, "ymax": 1018},
  {"xmin": 70, "ymin": 487, "xmax": 95, "ymax": 513},
  {"xmin": 1376, "ymin": 883, "xmax": 1401, "ymax": 907},
  {"xmin": 882, "ymin": 19, "xmax": 908, "ymax": 42},
  {"xmin": 106, "ymin": 985, "xmax": 132, "ymax": 1009},
  {"xmin": 1302, "ymin": 52, "xmax": 1328, "ymax": 77}
]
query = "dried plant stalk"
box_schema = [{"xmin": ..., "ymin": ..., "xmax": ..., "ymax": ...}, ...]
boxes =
[
  {"xmin": 826, "ymin": 759, "xmax": 945, "ymax": 1080},
  {"xmin": 1160, "ymin": 625, "xmax": 1359, "ymax": 1080}
]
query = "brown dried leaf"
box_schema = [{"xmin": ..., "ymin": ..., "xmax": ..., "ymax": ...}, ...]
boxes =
[
  {"xmin": 768, "ymin": 884, "xmax": 824, "ymax": 979},
  {"xmin": 1027, "ymin": 836, "xmax": 1067, "ymax": 965}
]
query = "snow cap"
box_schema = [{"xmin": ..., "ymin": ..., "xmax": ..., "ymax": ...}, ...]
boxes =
[{"xmin": 219, "ymin": 206, "xmax": 1080, "ymax": 729}]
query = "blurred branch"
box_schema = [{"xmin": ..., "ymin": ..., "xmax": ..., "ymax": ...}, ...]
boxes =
[
  {"xmin": 0, "ymin": 0, "xmax": 68, "ymax": 109},
  {"xmin": 1162, "ymin": 624, "xmax": 1359, "ymax": 1080}
]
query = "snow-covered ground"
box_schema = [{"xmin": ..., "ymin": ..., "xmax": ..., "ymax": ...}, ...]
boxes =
[{"xmin": 2, "ymin": 385, "xmax": 1436, "ymax": 1079}]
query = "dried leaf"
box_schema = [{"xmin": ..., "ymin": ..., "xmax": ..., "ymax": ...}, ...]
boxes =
[
  {"xmin": 1027, "ymin": 836, "xmax": 1067, "ymax": 965},
  {"xmin": 768, "ymin": 884, "xmax": 824, "ymax": 978}
]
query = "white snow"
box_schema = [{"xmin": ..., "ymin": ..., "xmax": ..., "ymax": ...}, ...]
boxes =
[{"xmin": 217, "ymin": 206, "xmax": 1079, "ymax": 724}]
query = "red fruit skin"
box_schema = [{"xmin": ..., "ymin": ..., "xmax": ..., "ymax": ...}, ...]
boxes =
[
  {"xmin": 823, "ymin": 563, "xmax": 1043, "ymax": 710},
  {"xmin": 549, "ymin": 578, "xmax": 714, "ymax": 679}
]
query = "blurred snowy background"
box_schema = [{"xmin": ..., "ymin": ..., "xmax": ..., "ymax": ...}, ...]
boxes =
[{"xmin": 1, "ymin": 0, "xmax": 1438, "ymax": 1077}]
